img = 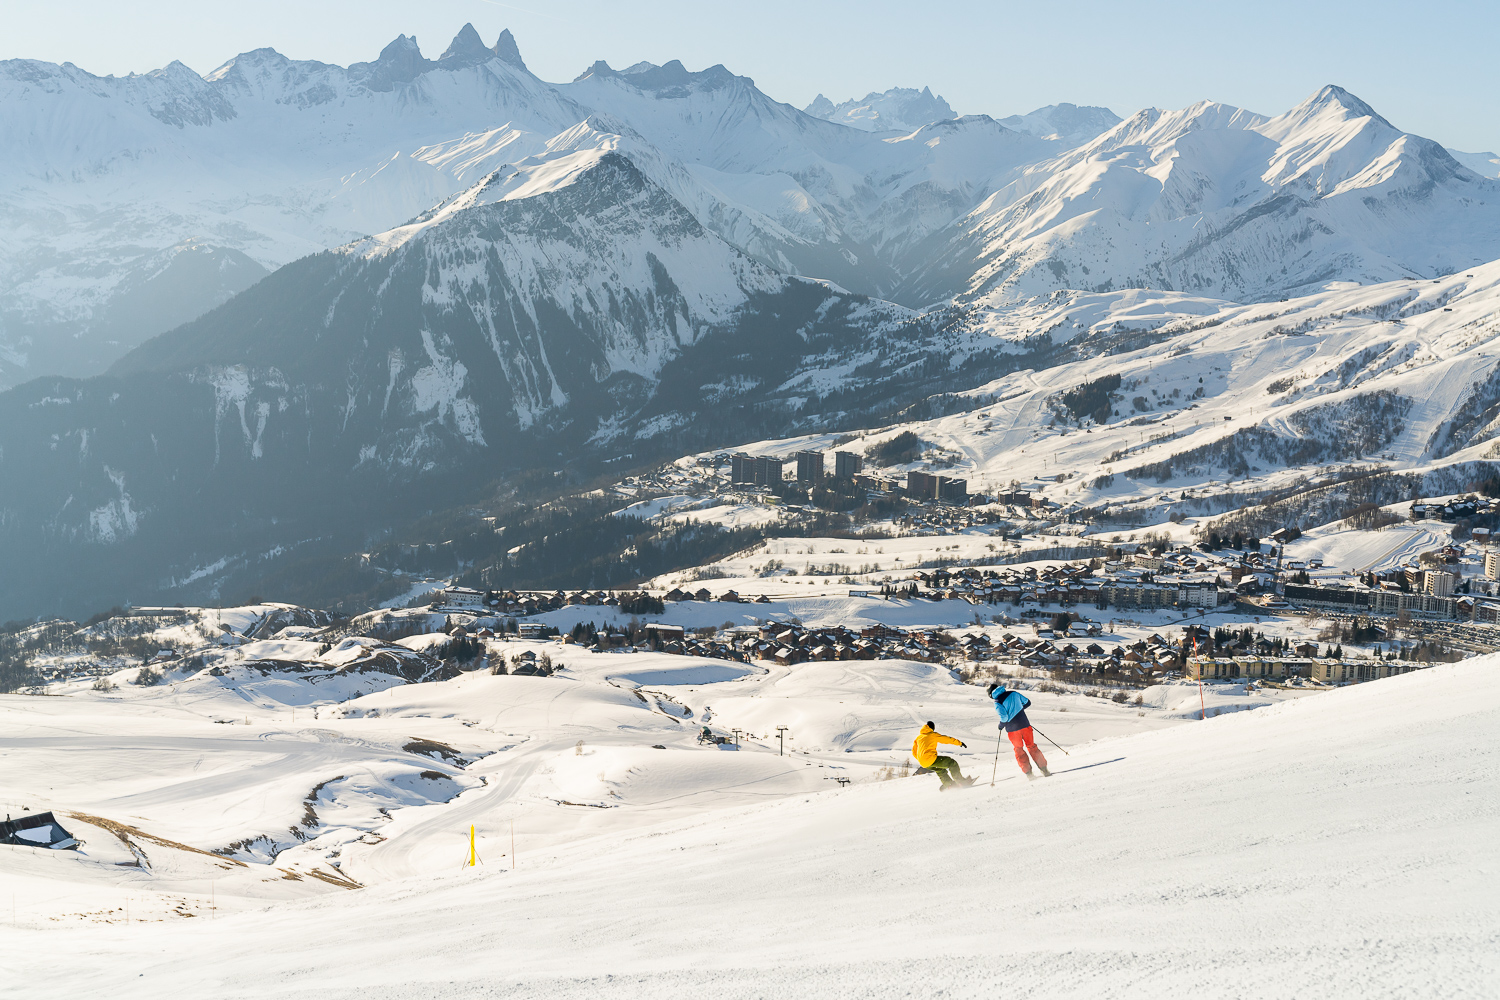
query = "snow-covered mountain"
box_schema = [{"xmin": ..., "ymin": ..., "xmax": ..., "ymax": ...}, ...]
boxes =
[
  {"xmin": 996, "ymin": 102, "xmax": 1121, "ymax": 145},
  {"xmin": 8, "ymin": 28, "xmax": 1491, "ymax": 391},
  {"xmin": 3, "ymin": 27, "xmax": 1500, "ymax": 619},
  {"xmin": 803, "ymin": 86, "xmax": 956, "ymax": 132},
  {"xmin": 732, "ymin": 255, "xmax": 1500, "ymax": 536},
  {"xmin": 901, "ymin": 87, "xmax": 1500, "ymax": 305},
  {"xmin": 0, "ymin": 37, "xmax": 1061, "ymax": 386},
  {"xmin": 0, "ymin": 139, "xmax": 968, "ymax": 618},
  {"xmin": 0, "ymin": 26, "xmax": 588, "ymax": 388}
]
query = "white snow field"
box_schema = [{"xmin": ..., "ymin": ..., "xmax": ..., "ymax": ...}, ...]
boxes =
[{"xmin": 3, "ymin": 657, "xmax": 1495, "ymax": 998}]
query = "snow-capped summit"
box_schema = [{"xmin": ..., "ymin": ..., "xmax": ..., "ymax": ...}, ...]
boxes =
[
  {"xmin": 804, "ymin": 86, "xmax": 957, "ymax": 133},
  {"xmin": 1258, "ymin": 83, "xmax": 1467, "ymax": 194},
  {"xmin": 0, "ymin": 34, "xmax": 1495, "ymax": 407},
  {"xmin": 902, "ymin": 84, "xmax": 1500, "ymax": 306}
]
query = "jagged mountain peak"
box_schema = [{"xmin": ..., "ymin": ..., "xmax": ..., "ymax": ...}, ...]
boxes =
[
  {"xmin": 804, "ymin": 86, "xmax": 957, "ymax": 133},
  {"xmin": 346, "ymin": 33, "xmax": 430, "ymax": 91},
  {"xmin": 574, "ymin": 58, "xmax": 740, "ymax": 93},
  {"xmin": 1258, "ymin": 85, "xmax": 1397, "ymax": 149},
  {"xmin": 492, "ymin": 29, "xmax": 527, "ymax": 71},
  {"xmin": 378, "ymin": 33, "xmax": 422, "ymax": 59},
  {"xmin": 440, "ymin": 23, "xmax": 491, "ymax": 64}
]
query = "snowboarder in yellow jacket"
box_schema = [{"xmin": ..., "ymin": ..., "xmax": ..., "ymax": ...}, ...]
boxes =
[{"xmin": 912, "ymin": 722, "xmax": 973, "ymax": 789}]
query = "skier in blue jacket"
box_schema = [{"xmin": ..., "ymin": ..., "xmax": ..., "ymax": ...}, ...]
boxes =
[{"xmin": 987, "ymin": 682, "xmax": 1050, "ymax": 778}]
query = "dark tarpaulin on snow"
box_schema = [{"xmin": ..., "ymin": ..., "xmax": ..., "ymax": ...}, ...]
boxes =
[{"xmin": 0, "ymin": 811, "xmax": 77, "ymax": 849}]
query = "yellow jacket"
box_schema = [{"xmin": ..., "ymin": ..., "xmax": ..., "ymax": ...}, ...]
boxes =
[{"xmin": 912, "ymin": 724, "xmax": 963, "ymax": 767}]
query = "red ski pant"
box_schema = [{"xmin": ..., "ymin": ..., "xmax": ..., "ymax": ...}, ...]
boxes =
[{"xmin": 1008, "ymin": 727, "xmax": 1047, "ymax": 773}]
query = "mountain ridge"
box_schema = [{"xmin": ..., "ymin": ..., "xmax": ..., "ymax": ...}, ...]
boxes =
[{"xmin": 9, "ymin": 25, "xmax": 1492, "ymax": 389}]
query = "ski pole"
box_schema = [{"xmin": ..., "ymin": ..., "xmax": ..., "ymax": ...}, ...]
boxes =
[
  {"xmin": 1031, "ymin": 726, "xmax": 1070, "ymax": 756},
  {"xmin": 990, "ymin": 730, "xmax": 1003, "ymax": 786}
]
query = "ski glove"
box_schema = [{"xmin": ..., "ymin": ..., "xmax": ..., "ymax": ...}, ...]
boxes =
[{"xmin": 958, "ymin": 741, "xmax": 967, "ymax": 748}]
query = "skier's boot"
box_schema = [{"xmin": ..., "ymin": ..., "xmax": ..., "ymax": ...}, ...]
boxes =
[
  {"xmin": 1024, "ymin": 770, "xmax": 1038, "ymax": 781},
  {"xmin": 1039, "ymin": 766, "xmax": 1052, "ymax": 778},
  {"xmin": 958, "ymin": 776, "xmax": 976, "ymax": 787}
]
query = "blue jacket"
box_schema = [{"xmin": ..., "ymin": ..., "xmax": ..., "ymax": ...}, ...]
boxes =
[{"xmin": 991, "ymin": 689, "xmax": 1032, "ymax": 733}]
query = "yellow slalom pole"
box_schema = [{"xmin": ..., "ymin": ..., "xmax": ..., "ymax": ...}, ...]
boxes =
[{"xmin": 468, "ymin": 824, "xmax": 476, "ymax": 867}]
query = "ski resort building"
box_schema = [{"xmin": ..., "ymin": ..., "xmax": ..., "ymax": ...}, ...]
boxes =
[
  {"xmin": 794, "ymin": 450, "xmax": 825, "ymax": 483},
  {"xmin": 905, "ymin": 471, "xmax": 968, "ymax": 503},
  {"xmin": 834, "ymin": 451, "xmax": 863, "ymax": 478},
  {"xmin": 1283, "ymin": 583, "xmax": 1469, "ymax": 619},
  {"xmin": 439, "ymin": 587, "xmax": 485, "ymax": 609}
]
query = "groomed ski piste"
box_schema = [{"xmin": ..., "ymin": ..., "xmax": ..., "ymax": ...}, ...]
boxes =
[{"xmin": 2, "ymin": 648, "xmax": 1496, "ymax": 997}]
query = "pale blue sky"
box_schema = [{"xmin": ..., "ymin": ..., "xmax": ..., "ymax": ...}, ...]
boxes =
[{"xmin": 3, "ymin": 0, "xmax": 1496, "ymax": 151}]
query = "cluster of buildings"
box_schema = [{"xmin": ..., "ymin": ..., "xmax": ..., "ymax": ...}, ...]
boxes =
[
  {"xmin": 729, "ymin": 449, "xmax": 869, "ymax": 486},
  {"xmin": 1185, "ymin": 655, "xmax": 1420, "ymax": 684},
  {"xmin": 903, "ymin": 556, "xmax": 1234, "ymax": 612},
  {"xmin": 1282, "ymin": 583, "xmax": 1500, "ymax": 623},
  {"xmin": 730, "ymin": 453, "xmax": 785, "ymax": 487},
  {"xmin": 439, "ymin": 587, "xmax": 663, "ymax": 616},
  {"xmin": 895, "ymin": 507, "xmax": 1009, "ymax": 534},
  {"xmin": 605, "ymin": 622, "xmax": 964, "ymax": 665},
  {"xmin": 1279, "ymin": 543, "xmax": 1492, "ymax": 620},
  {"xmin": 661, "ymin": 587, "xmax": 772, "ymax": 604},
  {"xmin": 1408, "ymin": 495, "xmax": 1500, "ymax": 522},
  {"xmin": 726, "ymin": 447, "xmax": 979, "ymax": 507}
]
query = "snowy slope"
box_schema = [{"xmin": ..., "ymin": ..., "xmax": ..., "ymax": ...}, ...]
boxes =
[
  {"xmin": 7, "ymin": 655, "xmax": 1494, "ymax": 997},
  {"xmin": 712, "ymin": 256, "xmax": 1500, "ymax": 520},
  {"xmin": 1, "ymin": 629, "xmax": 1179, "ymax": 913}
]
